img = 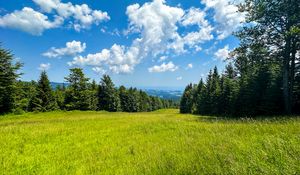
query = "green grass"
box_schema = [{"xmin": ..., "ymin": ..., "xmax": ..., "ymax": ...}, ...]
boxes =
[{"xmin": 0, "ymin": 109, "xmax": 299, "ymax": 174}]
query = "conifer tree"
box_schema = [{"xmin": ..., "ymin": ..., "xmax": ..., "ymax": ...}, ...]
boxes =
[
  {"xmin": 28, "ymin": 71, "xmax": 57, "ymax": 111},
  {"xmin": 88, "ymin": 79, "xmax": 98, "ymax": 110},
  {"xmin": 119, "ymin": 85, "xmax": 129, "ymax": 112},
  {"xmin": 0, "ymin": 46, "xmax": 22, "ymax": 114},
  {"xmin": 195, "ymin": 79, "xmax": 205, "ymax": 114},
  {"xmin": 64, "ymin": 68, "xmax": 90, "ymax": 110},
  {"xmin": 54, "ymin": 85, "xmax": 65, "ymax": 110},
  {"xmin": 180, "ymin": 83, "xmax": 194, "ymax": 113},
  {"xmin": 138, "ymin": 90, "xmax": 150, "ymax": 112},
  {"xmin": 97, "ymin": 75, "xmax": 120, "ymax": 112}
]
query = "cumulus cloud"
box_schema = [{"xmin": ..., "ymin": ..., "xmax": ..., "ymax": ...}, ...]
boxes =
[
  {"xmin": 33, "ymin": 0, "xmax": 110, "ymax": 31},
  {"xmin": 69, "ymin": 0, "xmax": 214, "ymax": 74},
  {"xmin": 0, "ymin": 0, "xmax": 109, "ymax": 35},
  {"xmin": 43, "ymin": 40, "xmax": 86, "ymax": 58},
  {"xmin": 0, "ymin": 7, "xmax": 63, "ymax": 35},
  {"xmin": 68, "ymin": 44, "xmax": 138, "ymax": 74},
  {"xmin": 214, "ymin": 45, "xmax": 230, "ymax": 60},
  {"xmin": 201, "ymin": 0, "xmax": 245, "ymax": 39},
  {"xmin": 38, "ymin": 63, "xmax": 51, "ymax": 70},
  {"xmin": 148, "ymin": 62, "xmax": 178, "ymax": 73}
]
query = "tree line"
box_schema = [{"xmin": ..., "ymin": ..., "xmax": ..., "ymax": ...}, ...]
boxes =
[
  {"xmin": 0, "ymin": 48, "xmax": 177, "ymax": 114},
  {"xmin": 180, "ymin": 0, "xmax": 300, "ymax": 117}
]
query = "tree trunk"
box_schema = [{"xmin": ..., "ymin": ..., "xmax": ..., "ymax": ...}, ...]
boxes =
[{"xmin": 283, "ymin": 36, "xmax": 291, "ymax": 114}]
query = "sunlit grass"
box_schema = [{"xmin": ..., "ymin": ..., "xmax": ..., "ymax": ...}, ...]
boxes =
[{"xmin": 0, "ymin": 109, "xmax": 299, "ymax": 174}]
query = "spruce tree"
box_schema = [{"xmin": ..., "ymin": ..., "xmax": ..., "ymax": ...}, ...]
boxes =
[
  {"xmin": 54, "ymin": 85, "xmax": 65, "ymax": 110},
  {"xmin": 180, "ymin": 83, "xmax": 194, "ymax": 113},
  {"xmin": 28, "ymin": 71, "xmax": 57, "ymax": 111},
  {"xmin": 0, "ymin": 46, "xmax": 22, "ymax": 114},
  {"xmin": 195, "ymin": 79, "xmax": 205, "ymax": 114},
  {"xmin": 238, "ymin": 0, "xmax": 300, "ymax": 114},
  {"xmin": 64, "ymin": 68, "xmax": 90, "ymax": 110},
  {"xmin": 97, "ymin": 75, "xmax": 120, "ymax": 112},
  {"xmin": 119, "ymin": 85, "xmax": 129, "ymax": 111},
  {"xmin": 88, "ymin": 80, "xmax": 98, "ymax": 111}
]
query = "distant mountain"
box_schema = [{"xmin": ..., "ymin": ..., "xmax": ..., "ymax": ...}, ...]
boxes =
[
  {"xmin": 50, "ymin": 82, "xmax": 183, "ymax": 100},
  {"xmin": 143, "ymin": 89, "xmax": 182, "ymax": 101}
]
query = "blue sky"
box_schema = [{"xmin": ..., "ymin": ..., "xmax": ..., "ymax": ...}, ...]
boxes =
[{"xmin": 0, "ymin": 0, "xmax": 244, "ymax": 88}]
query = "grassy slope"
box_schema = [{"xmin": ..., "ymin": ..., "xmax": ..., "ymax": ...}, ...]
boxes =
[{"xmin": 0, "ymin": 109, "xmax": 299, "ymax": 175}]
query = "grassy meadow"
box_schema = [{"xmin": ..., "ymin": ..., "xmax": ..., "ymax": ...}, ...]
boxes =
[{"xmin": 0, "ymin": 109, "xmax": 299, "ymax": 174}]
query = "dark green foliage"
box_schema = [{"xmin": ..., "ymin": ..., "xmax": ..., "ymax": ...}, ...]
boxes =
[
  {"xmin": 97, "ymin": 75, "xmax": 120, "ymax": 112},
  {"xmin": 64, "ymin": 68, "xmax": 90, "ymax": 110},
  {"xmin": 180, "ymin": 0, "xmax": 300, "ymax": 117},
  {"xmin": 0, "ymin": 46, "xmax": 22, "ymax": 114},
  {"xmin": 0, "ymin": 61, "xmax": 171, "ymax": 114},
  {"xmin": 54, "ymin": 85, "xmax": 65, "ymax": 110},
  {"xmin": 119, "ymin": 87, "xmax": 139, "ymax": 112},
  {"xmin": 180, "ymin": 63, "xmax": 286, "ymax": 117},
  {"xmin": 242, "ymin": 0, "xmax": 300, "ymax": 114},
  {"xmin": 118, "ymin": 83, "xmax": 169, "ymax": 112},
  {"xmin": 88, "ymin": 80, "xmax": 98, "ymax": 111},
  {"xmin": 13, "ymin": 81, "xmax": 36, "ymax": 113},
  {"xmin": 28, "ymin": 71, "xmax": 57, "ymax": 112},
  {"xmin": 180, "ymin": 84, "xmax": 194, "ymax": 113},
  {"xmin": 138, "ymin": 90, "xmax": 151, "ymax": 111}
]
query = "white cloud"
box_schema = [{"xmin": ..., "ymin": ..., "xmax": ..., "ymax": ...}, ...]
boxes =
[
  {"xmin": 0, "ymin": 7, "xmax": 63, "ymax": 35},
  {"xmin": 126, "ymin": 0, "xmax": 185, "ymax": 55},
  {"xmin": 182, "ymin": 7, "xmax": 208, "ymax": 27},
  {"xmin": 201, "ymin": 0, "xmax": 245, "ymax": 39},
  {"xmin": 214, "ymin": 45, "xmax": 230, "ymax": 60},
  {"xmin": 38, "ymin": 63, "xmax": 51, "ymax": 70},
  {"xmin": 176, "ymin": 76, "xmax": 182, "ymax": 80},
  {"xmin": 68, "ymin": 44, "xmax": 138, "ymax": 74},
  {"xmin": 43, "ymin": 40, "xmax": 86, "ymax": 58},
  {"xmin": 186, "ymin": 63, "xmax": 193, "ymax": 69},
  {"xmin": 69, "ymin": 0, "xmax": 214, "ymax": 74},
  {"xmin": 33, "ymin": 0, "xmax": 110, "ymax": 31},
  {"xmin": 148, "ymin": 61, "xmax": 178, "ymax": 73},
  {"xmin": 92, "ymin": 67, "xmax": 106, "ymax": 75},
  {"xmin": 0, "ymin": 0, "xmax": 109, "ymax": 35}
]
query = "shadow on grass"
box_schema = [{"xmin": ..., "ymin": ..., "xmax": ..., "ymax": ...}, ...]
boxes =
[{"xmin": 190, "ymin": 113, "xmax": 300, "ymax": 123}]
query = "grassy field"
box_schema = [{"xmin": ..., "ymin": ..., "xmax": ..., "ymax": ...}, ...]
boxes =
[{"xmin": 0, "ymin": 109, "xmax": 299, "ymax": 174}]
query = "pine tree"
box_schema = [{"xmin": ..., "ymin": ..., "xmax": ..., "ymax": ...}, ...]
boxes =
[
  {"xmin": 180, "ymin": 83, "xmax": 194, "ymax": 113},
  {"xmin": 202, "ymin": 70, "xmax": 213, "ymax": 114},
  {"xmin": 195, "ymin": 79, "xmax": 205, "ymax": 114},
  {"xmin": 239, "ymin": 0, "xmax": 300, "ymax": 114},
  {"xmin": 88, "ymin": 80, "xmax": 98, "ymax": 111},
  {"xmin": 28, "ymin": 71, "xmax": 57, "ymax": 111},
  {"xmin": 126, "ymin": 88, "xmax": 140, "ymax": 112},
  {"xmin": 0, "ymin": 46, "xmax": 22, "ymax": 114},
  {"xmin": 54, "ymin": 85, "xmax": 65, "ymax": 110},
  {"xmin": 211, "ymin": 67, "xmax": 221, "ymax": 114},
  {"xmin": 138, "ymin": 90, "xmax": 150, "ymax": 112},
  {"xmin": 97, "ymin": 75, "xmax": 120, "ymax": 112},
  {"xmin": 64, "ymin": 68, "xmax": 90, "ymax": 110},
  {"xmin": 119, "ymin": 85, "xmax": 129, "ymax": 112}
]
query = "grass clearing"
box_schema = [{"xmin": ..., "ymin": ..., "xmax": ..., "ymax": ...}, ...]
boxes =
[{"xmin": 0, "ymin": 109, "xmax": 299, "ymax": 174}]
